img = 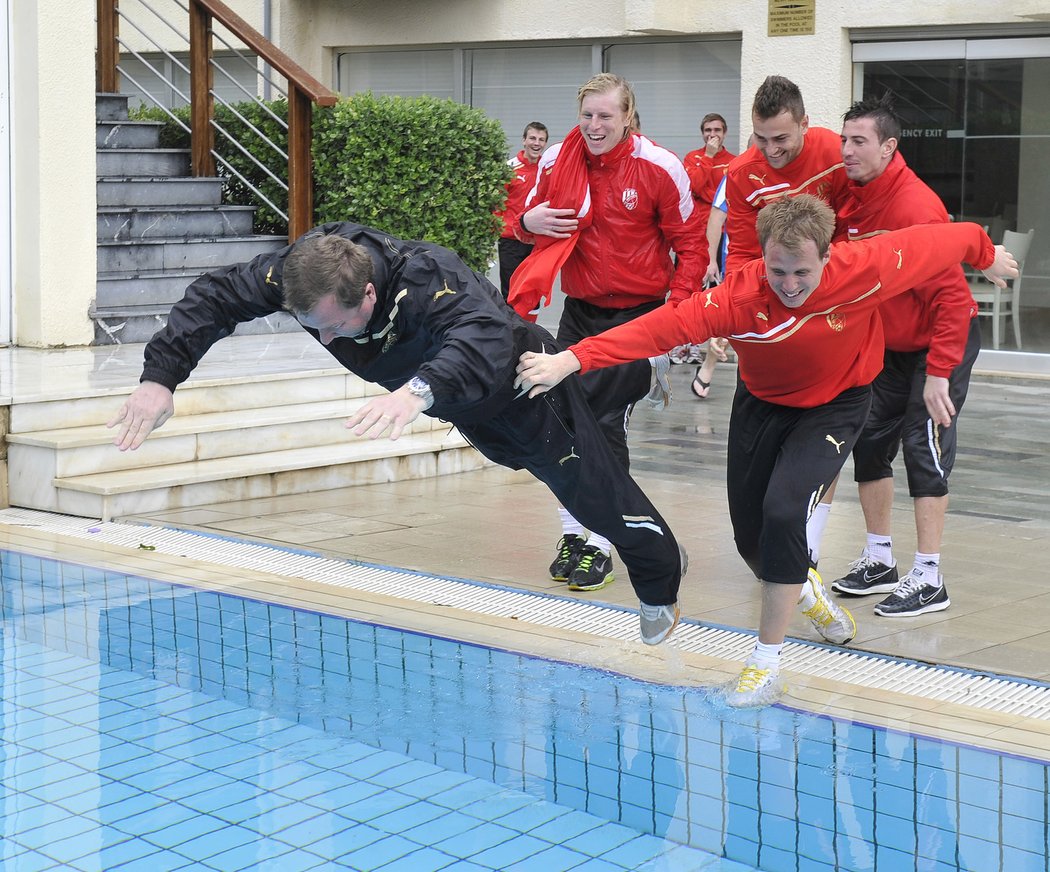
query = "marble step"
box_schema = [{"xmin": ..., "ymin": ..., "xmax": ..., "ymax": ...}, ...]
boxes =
[
  {"xmin": 7, "ymin": 397, "xmax": 450, "ymax": 477},
  {"xmin": 97, "ymin": 235, "xmax": 286, "ymax": 274},
  {"xmin": 8, "ymin": 369, "xmax": 356, "ymax": 432},
  {"xmin": 96, "ymin": 148, "xmax": 190, "ymax": 177},
  {"xmin": 43, "ymin": 430, "xmax": 483, "ymax": 522},
  {"xmin": 97, "ymin": 205, "xmax": 256, "ymax": 242},
  {"xmin": 97, "ymin": 177, "xmax": 224, "ymax": 207},
  {"xmin": 96, "ymin": 120, "xmax": 164, "ymax": 150}
]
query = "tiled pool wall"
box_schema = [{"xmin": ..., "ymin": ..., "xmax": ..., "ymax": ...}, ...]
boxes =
[{"xmin": 3, "ymin": 550, "xmax": 1049, "ymax": 872}]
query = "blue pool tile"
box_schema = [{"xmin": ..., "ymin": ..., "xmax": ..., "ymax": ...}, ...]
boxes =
[
  {"xmin": 7, "ymin": 813, "xmax": 97, "ymax": 853},
  {"xmin": 69, "ymin": 831, "xmax": 157, "ymax": 869},
  {"xmin": 564, "ymin": 820, "xmax": 638, "ymax": 857},
  {"xmin": 506, "ymin": 843, "xmax": 593, "ymax": 871},
  {"xmin": 134, "ymin": 809, "xmax": 227, "ymax": 849},
  {"xmin": 471, "ymin": 833, "xmax": 550, "ymax": 867},
  {"xmin": 400, "ymin": 809, "xmax": 479, "ymax": 845},
  {"xmin": 1002, "ymin": 782, "xmax": 1044, "ymax": 819},
  {"xmin": 299, "ymin": 780, "xmax": 385, "ymax": 813},
  {"xmin": 602, "ymin": 833, "xmax": 668, "ymax": 867},
  {"xmin": 1001, "ymin": 845, "xmax": 1049, "ymax": 872},
  {"xmin": 433, "ymin": 821, "xmax": 519, "ymax": 858},
  {"xmin": 336, "ymin": 833, "xmax": 419, "ymax": 869},
  {"xmin": 369, "ymin": 799, "xmax": 449, "ymax": 834},
  {"xmin": 529, "ymin": 808, "xmax": 601, "ymax": 843},
  {"xmin": 373, "ymin": 845, "xmax": 459, "ymax": 871},
  {"xmin": 2, "ymin": 847, "xmax": 66, "ymax": 872},
  {"xmin": 458, "ymin": 790, "xmax": 536, "ymax": 822},
  {"xmin": 335, "ymin": 789, "xmax": 417, "ymax": 824},
  {"xmin": 168, "ymin": 822, "xmax": 259, "ymax": 863}
]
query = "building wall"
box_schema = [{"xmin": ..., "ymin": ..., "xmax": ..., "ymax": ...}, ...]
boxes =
[
  {"xmin": 279, "ymin": 0, "xmax": 1047, "ymax": 151},
  {"xmin": 9, "ymin": 2, "xmax": 96, "ymax": 347},
  {"xmin": 10, "ymin": 0, "xmax": 1048, "ymax": 348}
]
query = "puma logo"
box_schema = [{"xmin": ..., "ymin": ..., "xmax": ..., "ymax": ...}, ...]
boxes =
[
  {"xmin": 748, "ymin": 172, "xmax": 767, "ymax": 186},
  {"xmin": 264, "ymin": 265, "xmax": 278, "ymax": 286},
  {"xmin": 559, "ymin": 447, "xmax": 580, "ymax": 465},
  {"xmin": 893, "ymin": 248, "xmax": 904, "ymax": 269},
  {"xmin": 825, "ymin": 434, "xmax": 846, "ymax": 454},
  {"xmin": 756, "ymin": 312, "xmax": 768, "ymax": 321},
  {"xmin": 434, "ymin": 280, "xmax": 456, "ymax": 300},
  {"xmin": 704, "ymin": 291, "xmax": 718, "ymax": 308}
]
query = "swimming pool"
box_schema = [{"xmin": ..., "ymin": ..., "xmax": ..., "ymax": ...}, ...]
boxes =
[{"xmin": 1, "ymin": 547, "xmax": 1048, "ymax": 871}]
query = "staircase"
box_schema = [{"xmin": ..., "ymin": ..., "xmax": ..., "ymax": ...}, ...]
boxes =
[
  {"xmin": 93, "ymin": 93, "xmax": 294, "ymax": 344},
  {"xmin": 4, "ymin": 336, "xmax": 483, "ymax": 522}
]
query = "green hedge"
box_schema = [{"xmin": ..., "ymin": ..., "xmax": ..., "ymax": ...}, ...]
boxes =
[{"xmin": 130, "ymin": 94, "xmax": 511, "ymax": 271}]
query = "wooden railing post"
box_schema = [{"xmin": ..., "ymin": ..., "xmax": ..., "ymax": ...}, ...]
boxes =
[
  {"xmin": 188, "ymin": 0, "xmax": 216, "ymax": 177},
  {"xmin": 96, "ymin": 0, "xmax": 119, "ymax": 93},
  {"xmin": 287, "ymin": 87, "xmax": 314, "ymax": 241}
]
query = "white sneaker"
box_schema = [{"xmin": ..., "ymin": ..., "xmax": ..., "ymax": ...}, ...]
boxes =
[
  {"xmin": 725, "ymin": 660, "xmax": 786, "ymax": 708},
  {"xmin": 639, "ymin": 602, "xmax": 679, "ymax": 645},
  {"xmin": 799, "ymin": 568, "xmax": 856, "ymax": 644}
]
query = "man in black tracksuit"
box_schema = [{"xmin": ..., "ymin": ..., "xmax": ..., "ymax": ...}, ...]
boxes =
[{"xmin": 109, "ymin": 222, "xmax": 686, "ymax": 644}]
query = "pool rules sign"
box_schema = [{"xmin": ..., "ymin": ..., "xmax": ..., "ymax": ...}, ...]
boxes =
[{"xmin": 768, "ymin": 0, "xmax": 815, "ymax": 36}]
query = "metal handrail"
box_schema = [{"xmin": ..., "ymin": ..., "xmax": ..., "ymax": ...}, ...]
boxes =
[{"xmin": 96, "ymin": 0, "xmax": 338, "ymax": 239}]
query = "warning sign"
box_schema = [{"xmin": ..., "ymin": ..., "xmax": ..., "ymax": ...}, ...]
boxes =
[{"xmin": 768, "ymin": 0, "xmax": 816, "ymax": 36}]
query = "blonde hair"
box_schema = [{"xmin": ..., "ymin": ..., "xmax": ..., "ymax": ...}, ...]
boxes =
[
  {"xmin": 756, "ymin": 195, "xmax": 835, "ymax": 256},
  {"xmin": 577, "ymin": 73, "xmax": 637, "ymax": 132}
]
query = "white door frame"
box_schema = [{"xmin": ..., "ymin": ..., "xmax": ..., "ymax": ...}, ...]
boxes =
[{"xmin": 0, "ymin": 0, "xmax": 11, "ymax": 345}]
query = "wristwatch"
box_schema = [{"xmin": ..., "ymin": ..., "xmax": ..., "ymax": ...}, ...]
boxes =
[{"xmin": 406, "ymin": 376, "xmax": 434, "ymax": 410}]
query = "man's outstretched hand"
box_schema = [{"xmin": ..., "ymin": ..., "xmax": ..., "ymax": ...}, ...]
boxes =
[
  {"xmin": 107, "ymin": 381, "xmax": 175, "ymax": 451},
  {"xmin": 514, "ymin": 349, "xmax": 582, "ymax": 398}
]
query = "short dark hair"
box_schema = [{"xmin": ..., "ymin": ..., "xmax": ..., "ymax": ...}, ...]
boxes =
[
  {"xmin": 523, "ymin": 121, "xmax": 548, "ymax": 139},
  {"xmin": 842, "ymin": 93, "xmax": 902, "ymax": 145},
  {"xmin": 752, "ymin": 75, "xmax": 805, "ymax": 122},
  {"xmin": 756, "ymin": 194, "xmax": 835, "ymax": 257},
  {"xmin": 700, "ymin": 113, "xmax": 727, "ymax": 132},
  {"xmin": 282, "ymin": 234, "xmax": 374, "ymax": 314}
]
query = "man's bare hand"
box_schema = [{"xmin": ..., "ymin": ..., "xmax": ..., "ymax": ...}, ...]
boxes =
[
  {"xmin": 980, "ymin": 244, "xmax": 1019, "ymax": 289},
  {"xmin": 107, "ymin": 381, "xmax": 175, "ymax": 451},
  {"xmin": 514, "ymin": 349, "xmax": 582, "ymax": 398},
  {"xmin": 522, "ymin": 201, "xmax": 579, "ymax": 239},
  {"xmin": 922, "ymin": 374, "xmax": 955, "ymax": 428},
  {"xmin": 345, "ymin": 386, "xmax": 427, "ymax": 440}
]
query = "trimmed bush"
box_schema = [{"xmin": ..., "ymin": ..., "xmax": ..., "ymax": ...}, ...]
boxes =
[{"xmin": 129, "ymin": 94, "xmax": 511, "ymax": 271}]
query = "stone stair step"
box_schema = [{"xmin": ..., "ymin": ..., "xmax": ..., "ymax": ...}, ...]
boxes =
[
  {"xmin": 7, "ymin": 397, "xmax": 444, "ymax": 477},
  {"xmin": 91, "ymin": 310, "xmax": 300, "ymax": 345},
  {"xmin": 96, "ymin": 148, "xmax": 192, "ymax": 178},
  {"xmin": 95, "ymin": 269, "xmax": 218, "ymax": 307},
  {"xmin": 96, "ymin": 93, "xmax": 130, "ymax": 122},
  {"xmin": 97, "ymin": 235, "xmax": 286, "ymax": 274},
  {"xmin": 97, "ymin": 177, "xmax": 225, "ymax": 207},
  {"xmin": 8, "ymin": 368, "xmax": 355, "ymax": 432},
  {"xmin": 98, "ymin": 205, "xmax": 256, "ymax": 242},
  {"xmin": 96, "ymin": 120, "xmax": 165, "ymax": 150},
  {"xmin": 45, "ymin": 431, "xmax": 483, "ymax": 521}
]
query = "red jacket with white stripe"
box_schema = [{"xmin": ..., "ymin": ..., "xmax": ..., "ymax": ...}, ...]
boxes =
[
  {"xmin": 522, "ymin": 133, "xmax": 706, "ymax": 308},
  {"xmin": 495, "ymin": 150, "xmax": 542, "ymax": 240},
  {"xmin": 839, "ymin": 151, "xmax": 976, "ymax": 378},
  {"xmin": 570, "ymin": 222, "xmax": 994, "ymax": 408},
  {"xmin": 723, "ymin": 126, "xmax": 849, "ymax": 273}
]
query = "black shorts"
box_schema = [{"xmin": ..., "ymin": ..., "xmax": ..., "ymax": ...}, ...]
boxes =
[
  {"xmin": 497, "ymin": 237, "xmax": 533, "ymax": 298},
  {"xmin": 557, "ymin": 296, "xmax": 662, "ymax": 469},
  {"xmin": 852, "ymin": 318, "xmax": 980, "ymax": 498},
  {"xmin": 727, "ymin": 382, "xmax": 872, "ymax": 585}
]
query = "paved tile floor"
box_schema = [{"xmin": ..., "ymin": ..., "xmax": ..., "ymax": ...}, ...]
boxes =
[{"xmin": 125, "ymin": 360, "xmax": 1050, "ymax": 684}]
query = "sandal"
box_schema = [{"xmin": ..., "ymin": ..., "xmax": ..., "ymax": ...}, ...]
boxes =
[{"xmin": 690, "ymin": 366, "xmax": 711, "ymax": 399}]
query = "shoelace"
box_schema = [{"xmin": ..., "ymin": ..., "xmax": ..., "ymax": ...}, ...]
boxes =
[
  {"xmin": 847, "ymin": 555, "xmax": 880, "ymax": 573},
  {"xmin": 735, "ymin": 665, "xmax": 771, "ymax": 691},
  {"xmin": 802, "ymin": 596, "xmax": 835, "ymax": 628},
  {"xmin": 576, "ymin": 554, "xmax": 595, "ymax": 572},
  {"xmin": 892, "ymin": 571, "xmax": 924, "ymax": 598}
]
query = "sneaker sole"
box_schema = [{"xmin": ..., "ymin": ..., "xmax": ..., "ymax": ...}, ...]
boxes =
[
  {"xmin": 874, "ymin": 597, "xmax": 951, "ymax": 618},
  {"xmin": 550, "ymin": 572, "xmax": 573, "ymax": 582},
  {"xmin": 831, "ymin": 581, "xmax": 898, "ymax": 596},
  {"xmin": 568, "ymin": 574, "xmax": 614, "ymax": 592}
]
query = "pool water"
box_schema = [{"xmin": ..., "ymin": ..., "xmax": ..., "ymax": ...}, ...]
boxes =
[{"xmin": 1, "ymin": 549, "xmax": 1048, "ymax": 871}]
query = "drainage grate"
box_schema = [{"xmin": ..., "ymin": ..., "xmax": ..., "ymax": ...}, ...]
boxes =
[{"xmin": 3, "ymin": 507, "xmax": 1050, "ymax": 720}]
